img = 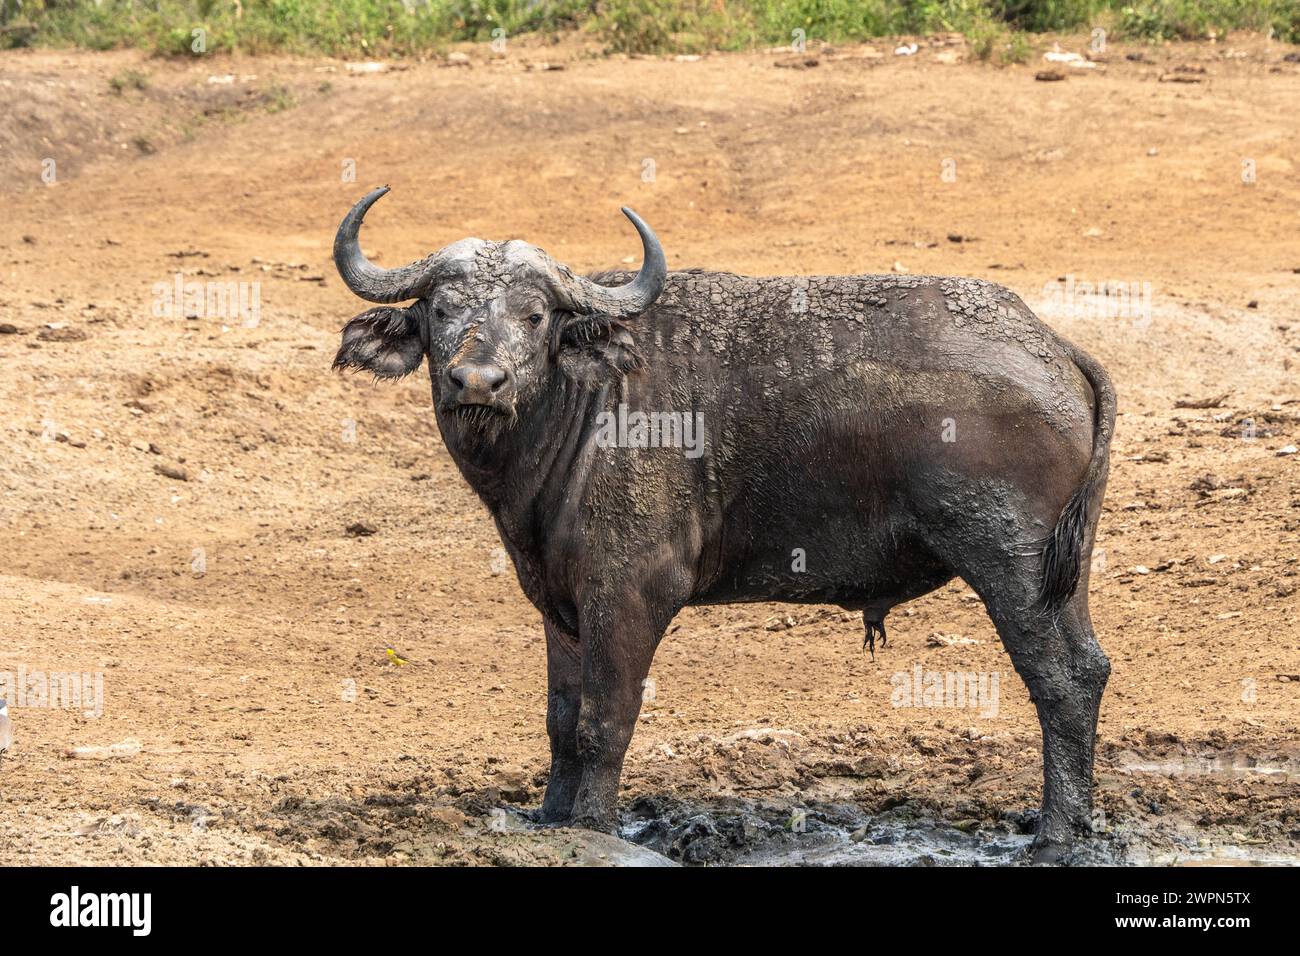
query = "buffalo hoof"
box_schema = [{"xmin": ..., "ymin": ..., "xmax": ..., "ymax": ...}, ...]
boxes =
[
  {"xmin": 570, "ymin": 812, "xmax": 619, "ymax": 835},
  {"xmin": 530, "ymin": 808, "xmax": 572, "ymax": 828},
  {"xmin": 1028, "ymin": 838, "xmax": 1074, "ymax": 866}
]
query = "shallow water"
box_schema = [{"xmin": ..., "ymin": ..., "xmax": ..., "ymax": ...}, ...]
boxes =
[
  {"xmin": 605, "ymin": 794, "xmax": 1300, "ymax": 867},
  {"xmin": 1116, "ymin": 753, "xmax": 1299, "ymax": 781},
  {"xmin": 735, "ymin": 819, "xmax": 1033, "ymax": 866},
  {"xmin": 616, "ymin": 797, "xmax": 1039, "ymax": 866}
]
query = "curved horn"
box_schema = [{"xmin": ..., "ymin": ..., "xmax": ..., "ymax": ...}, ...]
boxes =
[
  {"xmin": 557, "ymin": 208, "xmax": 666, "ymax": 318},
  {"xmin": 334, "ymin": 186, "xmax": 444, "ymax": 303}
]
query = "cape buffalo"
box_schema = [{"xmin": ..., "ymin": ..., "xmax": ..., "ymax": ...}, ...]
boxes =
[{"xmin": 332, "ymin": 186, "xmax": 1116, "ymax": 863}]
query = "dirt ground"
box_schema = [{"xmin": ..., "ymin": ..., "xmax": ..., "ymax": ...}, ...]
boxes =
[{"xmin": 0, "ymin": 32, "xmax": 1297, "ymax": 866}]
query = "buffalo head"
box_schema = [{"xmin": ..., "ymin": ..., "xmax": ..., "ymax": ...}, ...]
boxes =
[{"xmin": 332, "ymin": 187, "xmax": 666, "ymax": 443}]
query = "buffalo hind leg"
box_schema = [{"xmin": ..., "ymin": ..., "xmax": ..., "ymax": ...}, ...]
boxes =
[
  {"xmin": 537, "ymin": 617, "xmax": 583, "ymax": 824},
  {"xmin": 979, "ymin": 574, "xmax": 1109, "ymax": 862},
  {"xmin": 951, "ymin": 539, "xmax": 1109, "ymax": 863},
  {"xmin": 569, "ymin": 597, "xmax": 665, "ymax": 832}
]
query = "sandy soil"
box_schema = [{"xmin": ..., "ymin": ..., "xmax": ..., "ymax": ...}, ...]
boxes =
[{"xmin": 0, "ymin": 33, "xmax": 1297, "ymax": 866}]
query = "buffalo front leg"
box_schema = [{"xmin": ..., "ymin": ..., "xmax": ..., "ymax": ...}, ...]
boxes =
[
  {"xmin": 538, "ymin": 617, "xmax": 583, "ymax": 824},
  {"xmin": 569, "ymin": 600, "xmax": 664, "ymax": 833}
]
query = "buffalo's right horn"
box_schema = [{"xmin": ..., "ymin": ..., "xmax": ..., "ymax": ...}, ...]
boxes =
[{"xmin": 334, "ymin": 186, "xmax": 445, "ymax": 303}]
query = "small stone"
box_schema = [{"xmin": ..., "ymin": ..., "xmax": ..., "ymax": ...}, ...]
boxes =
[
  {"xmin": 37, "ymin": 326, "xmax": 88, "ymax": 342},
  {"xmin": 153, "ymin": 463, "xmax": 188, "ymax": 481},
  {"xmin": 927, "ymin": 632, "xmax": 980, "ymax": 647}
]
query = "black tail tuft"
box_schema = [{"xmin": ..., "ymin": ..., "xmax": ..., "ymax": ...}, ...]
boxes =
[{"xmin": 1038, "ymin": 482, "xmax": 1094, "ymax": 615}]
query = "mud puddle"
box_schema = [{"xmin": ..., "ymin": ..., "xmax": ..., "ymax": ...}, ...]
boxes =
[
  {"xmin": 464, "ymin": 737, "xmax": 1300, "ymax": 866},
  {"xmin": 605, "ymin": 795, "xmax": 1295, "ymax": 867},
  {"xmin": 619, "ymin": 797, "xmax": 1034, "ymax": 866}
]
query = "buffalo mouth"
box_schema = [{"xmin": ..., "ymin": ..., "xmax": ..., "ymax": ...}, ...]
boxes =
[{"xmin": 444, "ymin": 402, "xmax": 513, "ymax": 429}]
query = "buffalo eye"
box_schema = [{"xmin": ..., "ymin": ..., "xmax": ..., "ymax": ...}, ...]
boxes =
[
  {"xmin": 433, "ymin": 306, "xmax": 447, "ymax": 321},
  {"xmin": 527, "ymin": 312, "xmax": 544, "ymax": 327}
]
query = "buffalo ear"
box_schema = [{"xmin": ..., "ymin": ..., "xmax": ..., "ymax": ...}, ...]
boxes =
[
  {"xmin": 551, "ymin": 313, "xmax": 645, "ymax": 385},
  {"xmin": 333, "ymin": 306, "xmax": 424, "ymax": 379}
]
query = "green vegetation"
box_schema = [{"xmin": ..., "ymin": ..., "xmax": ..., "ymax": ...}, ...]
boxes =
[
  {"xmin": 108, "ymin": 67, "xmax": 150, "ymax": 92},
  {"xmin": 1, "ymin": 0, "xmax": 1296, "ymax": 55},
  {"xmin": 261, "ymin": 81, "xmax": 296, "ymax": 111}
]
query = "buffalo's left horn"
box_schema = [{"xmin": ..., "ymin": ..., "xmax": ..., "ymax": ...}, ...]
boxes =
[
  {"xmin": 556, "ymin": 208, "xmax": 666, "ymax": 319},
  {"xmin": 334, "ymin": 186, "xmax": 445, "ymax": 303}
]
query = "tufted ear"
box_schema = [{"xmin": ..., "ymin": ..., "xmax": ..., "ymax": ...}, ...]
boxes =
[
  {"xmin": 550, "ymin": 312, "xmax": 646, "ymax": 386},
  {"xmin": 333, "ymin": 306, "xmax": 425, "ymax": 379}
]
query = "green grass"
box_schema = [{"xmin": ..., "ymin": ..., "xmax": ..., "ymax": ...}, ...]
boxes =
[
  {"xmin": 261, "ymin": 81, "xmax": 297, "ymax": 112},
  {"xmin": 108, "ymin": 67, "xmax": 150, "ymax": 93},
  {"xmin": 2, "ymin": 0, "xmax": 1296, "ymax": 55}
]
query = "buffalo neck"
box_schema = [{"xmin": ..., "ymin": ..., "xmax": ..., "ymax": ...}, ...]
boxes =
[{"xmin": 441, "ymin": 370, "xmax": 612, "ymax": 559}]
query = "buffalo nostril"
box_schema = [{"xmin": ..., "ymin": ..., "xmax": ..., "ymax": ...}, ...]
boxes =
[{"xmin": 449, "ymin": 364, "xmax": 508, "ymax": 395}]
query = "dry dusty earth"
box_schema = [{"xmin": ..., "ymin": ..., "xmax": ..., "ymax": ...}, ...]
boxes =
[{"xmin": 0, "ymin": 33, "xmax": 1298, "ymax": 866}]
